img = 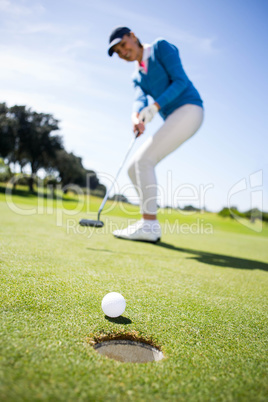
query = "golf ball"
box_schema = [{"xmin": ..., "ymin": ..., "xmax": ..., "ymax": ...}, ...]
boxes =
[{"xmin": 101, "ymin": 292, "xmax": 126, "ymax": 318}]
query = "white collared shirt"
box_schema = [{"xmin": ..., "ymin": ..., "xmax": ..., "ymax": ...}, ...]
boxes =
[{"xmin": 137, "ymin": 44, "xmax": 151, "ymax": 73}]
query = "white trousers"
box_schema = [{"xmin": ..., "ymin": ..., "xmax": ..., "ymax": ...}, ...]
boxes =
[{"xmin": 128, "ymin": 104, "xmax": 204, "ymax": 215}]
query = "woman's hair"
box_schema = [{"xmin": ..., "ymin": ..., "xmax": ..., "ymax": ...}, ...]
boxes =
[{"xmin": 126, "ymin": 32, "xmax": 143, "ymax": 48}]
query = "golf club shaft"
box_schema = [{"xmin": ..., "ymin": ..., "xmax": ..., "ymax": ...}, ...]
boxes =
[{"xmin": 97, "ymin": 132, "xmax": 138, "ymax": 221}]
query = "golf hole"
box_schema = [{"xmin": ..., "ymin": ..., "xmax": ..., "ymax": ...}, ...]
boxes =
[{"xmin": 94, "ymin": 339, "xmax": 164, "ymax": 363}]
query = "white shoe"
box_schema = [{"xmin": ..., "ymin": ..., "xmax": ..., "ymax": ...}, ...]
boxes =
[{"xmin": 113, "ymin": 219, "xmax": 161, "ymax": 243}]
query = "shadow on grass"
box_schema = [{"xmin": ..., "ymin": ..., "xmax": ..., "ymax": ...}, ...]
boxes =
[
  {"xmin": 0, "ymin": 186, "xmax": 36, "ymax": 198},
  {"xmin": 157, "ymin": 242, "xmax": 268, "ymax": 271},
  {"xmin": 0, "ymin": 185, "xmax": 78, "ymax": 202},
  {"xmin": 86, "ymin": 247, "xmax": 114, "ymax": 253},
  {"xmin": 85, "ymin": 239, "xmax": 268, "ymax": 271},
  {"xmin": 105, "ymin": 316, "xmax": 132, "ymax": 325}
]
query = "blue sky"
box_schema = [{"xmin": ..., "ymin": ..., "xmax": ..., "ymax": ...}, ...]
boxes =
[{"xmin": 0, "ymin": 0, "xmax": 267, "ymax": 212}]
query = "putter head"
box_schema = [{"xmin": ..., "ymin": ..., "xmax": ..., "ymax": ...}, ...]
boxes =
[{"xmin": 79, "ymin": 219, "xmax": 104, "ymax": 228}]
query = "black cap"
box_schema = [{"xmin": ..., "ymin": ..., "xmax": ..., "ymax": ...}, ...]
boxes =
[{"xmin": 108, "ymin": 27, "xmax": 131, "ymax": 56}]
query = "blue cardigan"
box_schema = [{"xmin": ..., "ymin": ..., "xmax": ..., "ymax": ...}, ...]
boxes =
[{"xmin": 132, "ymin": 39, "xmax": 203, "ymax": 120}]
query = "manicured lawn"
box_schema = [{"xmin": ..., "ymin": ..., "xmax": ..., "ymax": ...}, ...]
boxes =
[{"xmin": 0, "ymin": 189, "xmax": 267, "ymax": 401}]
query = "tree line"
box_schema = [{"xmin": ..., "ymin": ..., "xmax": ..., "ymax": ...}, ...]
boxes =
[{"xmin": 0, "ymin": 103, "xmax": 105, "ymax": 194}]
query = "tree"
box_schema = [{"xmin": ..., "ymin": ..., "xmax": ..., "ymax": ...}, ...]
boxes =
[
  {"xmin": 85, "ymin": 169, "xmax": 100, "ymax": 190},
  {"xmin": 8, "ymin": 106, "xmax": 63, "ymax": 191},
  {"xmin": 178, "ymin": 205, "xmax": 201, "ymax": 212},
  {"xmin": 0, "ymin": 103, "xmax": 16, "ymax": 161},
  {"xmin": 52, "ymin": 150, "xmax": 86, "ymax": 190},
  {"xmin": 110, "ymin": 194, "xmax": 129, "ymax": 203},
  {"xmin": 0, "ymin": 103, "xmax": 105, "ymax": 196},
  {"xmin": 50, "ymin": 151, "xmax": 106, "ymax": 196},
  {"xmin": 0, "ymin": 158, "xmax": 12, "ymax": 182}
]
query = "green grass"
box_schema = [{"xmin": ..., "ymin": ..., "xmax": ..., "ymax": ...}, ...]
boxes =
[{"xmin": 0, "ymin": 188, "xmax": 268, "ymax": 401}]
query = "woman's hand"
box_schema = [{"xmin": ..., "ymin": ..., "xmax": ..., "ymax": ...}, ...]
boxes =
[
  {"xmin": 132, "ymin": 112, "xmax": 145, "ymax": 137},
  {"xmin": 139, "ymin": 103, "xmax": 160, "ymax": 125}
]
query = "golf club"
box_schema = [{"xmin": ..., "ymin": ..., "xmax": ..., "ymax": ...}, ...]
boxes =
[{"xmin": 79, "ymin": 131, "xmax": 139, "ymax": 227}]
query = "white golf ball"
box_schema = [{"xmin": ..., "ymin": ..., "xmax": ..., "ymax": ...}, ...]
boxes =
[{"xmin": 101, "ymin": 292, "xmax": 126, "ymax": 318}]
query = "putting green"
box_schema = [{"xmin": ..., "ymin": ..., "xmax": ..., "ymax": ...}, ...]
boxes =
[{"xmin": 0, "ymin": 190, "xmax": 267, "ymax": 401}]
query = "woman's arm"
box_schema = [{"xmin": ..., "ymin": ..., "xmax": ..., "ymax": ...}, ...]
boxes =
[
  {"xmin": 132, "ymin": 82, "xmax": 148, "ymax": 135},
  {"xmin": 132, "ymin": 81, "xmax": 148, "ymax": 114},
  {"xmin": 154, "ymin": 39, "xmax": 189, "ymax": 109}
]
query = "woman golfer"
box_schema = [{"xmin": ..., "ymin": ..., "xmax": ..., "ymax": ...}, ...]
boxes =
[{"xmin": 108, "ymin": 27, "xmax": 204, "ymax": 243}]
